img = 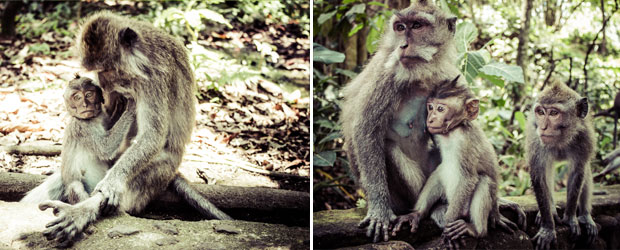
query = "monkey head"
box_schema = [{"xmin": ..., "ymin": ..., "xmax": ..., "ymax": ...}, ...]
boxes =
[
  {"xmin": 532, "ymin": 81, "xmax": 589, "ymax": 146},
  {"xmin": 426, "ymin": 76, "xmax": 478, "ymax": 134},
  {"xmin": 76, "ymin": 11, "xmax": 147, "ymax": 81},
  {"xmin": 64, "ymin": 75, "xmax": 103, "ymax": 120},
  {"xmin": 387, "ymin": 0, "xmax": 457, "ymax": 68}
]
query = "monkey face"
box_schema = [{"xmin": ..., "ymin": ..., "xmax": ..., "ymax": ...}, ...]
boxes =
[
  {"xmin": 65, "ymin": 79, "xmax": 103, "ymax": 120},
  {"xmin": 391, "ymin": 4, "xmax": 456, "ymax": 67},
  {"xmin": 534, "ymin": 104, "xmax": 565, "ymax": 144},
  {"xmin": 427, "ymin": 97, "xmax": 478, "ymax": 134}
]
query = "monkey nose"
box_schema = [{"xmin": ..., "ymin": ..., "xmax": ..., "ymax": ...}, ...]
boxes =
[{"xmin": 400, "ymin": 44, "xmax": 408, "ymax": 49}]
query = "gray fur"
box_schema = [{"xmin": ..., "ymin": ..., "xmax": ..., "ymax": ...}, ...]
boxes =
[
  {"xmin": 39, "ymin": 11, "xmax": 230, "ymax": 245},
  {"xmin": 526, "ymin": 80, "xmax": 597, "ymax": 250}
]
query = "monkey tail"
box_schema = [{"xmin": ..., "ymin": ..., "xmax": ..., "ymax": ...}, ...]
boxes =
[
  {"xmin": 20, "ymin": 172, "xmax": 64, "ymax": 203},
  {"xmin": 170, "ymin": 176, "xmax": 233, "ymax": 220}
]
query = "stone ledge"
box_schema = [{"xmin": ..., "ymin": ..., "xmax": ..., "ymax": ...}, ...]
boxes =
[{"xmin": 313, "ymin": 184, "xmax": 620, "ymax": 249}]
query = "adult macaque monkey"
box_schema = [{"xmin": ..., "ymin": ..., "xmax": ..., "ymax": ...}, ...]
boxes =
[
  {"xmin": 21, "ymin": 75, "xmax": 134, "ymax": 205},
  {"xmin": 340, "ymin": 0, "xmax": 524, "ymax": 242},
  {"xmin": 38, "ymin": 11, "xmax": 231, "ymax": 245},
  {"xmin": 391, "ymin": 76, "xmax": 517, "ymax": 249},
  {"xmin": 526, "ymin": 80, "xmax": 597, "ymax": 250}
]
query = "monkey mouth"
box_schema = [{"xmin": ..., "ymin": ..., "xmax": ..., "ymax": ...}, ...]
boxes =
[
  {"xmin": 427, "ymin": 126, "xmax": 444, "ymax": 134},
  {"xmin": 539, "ymin": 135, "xmax": 556, "ymax": 144},
  {"xmin": 400, "ymin": 56, "xmax": 428, "ymax": 65}
]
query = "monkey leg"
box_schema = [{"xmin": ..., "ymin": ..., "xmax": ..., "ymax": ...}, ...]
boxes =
[
  {"xmin": 531, "ymin": 163, "xmax": 558, "ymax": 250},
  {"xmin": 578, "ymin": 170, "xmax": 597, "ymax": 244},
  {"xmin": 443, "ymin": 176, "xmax": 492, "ymax": 245},
  {"xmin": 39, "ymin": 192, "xmax": 105, "ymax": 247},
  {"xmin": 118, "ymin": 150, "xmax": 179, "ymax": 215},
  {"xmin": 21, "ymin": 172, "xmax": 64, "ymax": 204},
  {"xmin": 563, "ymin": 162, "xmax": 587, "ymax": 238},
  {"xmin": 65, "ymin": 181, "xmax": 90, "ymax": 205}
]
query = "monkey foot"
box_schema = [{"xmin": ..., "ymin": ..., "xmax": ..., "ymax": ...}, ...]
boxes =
[
  {"xmin": 442, "ymin": 233, "xmax": 466, "ymax": 250},
  {"xmin": 496, "ymin": 214, "xmax": 517, "ymax": 233},
  {"xmin": 390, "ymin": 211, "xmax": 421, "ymax": 236},
  {"xmin": 443, "ymin": 219, "xmax": 474, "ymax": 241},
  {"xmin": 39, "ymin": 200, "xmax": 98, "ymax": 246},
  {"xmin": 562, "ymin": 215, "xmax": 581, "ymax": 238},
  {"xmin": 532, "ymin": 227, "xmax": 557, "ymax": 250},
  {"xmin": 498, "ymin": 198, "xmax": 526, "ymax": 230},
  {"xmin": 578, "ymin": 214, "xmax": 598, "ymax": 245}
]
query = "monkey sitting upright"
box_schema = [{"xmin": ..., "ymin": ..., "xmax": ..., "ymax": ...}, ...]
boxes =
[
  {"xmin": 526, "ymin": 80, "xmax": 597, "ymax": 250},
  {"xmin": 391, "ymin": 76, "xmax": 516, "ymax": 249},
  {"xmin": 21, "ymin": 75, "xmax": 135, "ymax": 205}
]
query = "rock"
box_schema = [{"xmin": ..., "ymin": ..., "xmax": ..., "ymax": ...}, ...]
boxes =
[
  {"xmin": 153, "ymin": 221, "xmax": 178, "ymax": 235},
  {"xmin": 214, "ymin": 223, "xmax": 240, "ymax": 234},
  {"xmin": 338, "ymin": 241, "xmax": 414, "ymax": 250},
  {"xmin": 107, "ymin": 225, "xmax": 141, "ymax": 238},
  {"xmin": 0, "ymin": 201, "xmax": 309, "ymax": 249}
]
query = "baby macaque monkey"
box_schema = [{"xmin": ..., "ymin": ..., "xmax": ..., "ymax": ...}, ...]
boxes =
[
  {"xmin": 21, "ymin": 75, "xmax": 135, "ymax": 205},
  {"xmin": 526, "ymin": 80, "xmax": 597, "ymax": 250},
  {"xmin": 391, "ymin": 76, "xmax": 515, "ymax": 249}
]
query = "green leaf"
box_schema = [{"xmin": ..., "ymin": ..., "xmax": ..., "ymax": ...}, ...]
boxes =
[
  {"xmin": 313, "ymin": 43, "xmax": 345, "ymax": 64},
  {"xmin": 455, "ymin": 22, "xmax": 477, "ymax": 53},
  {"xmin": 318, "ymin": 132, "xmax": 342, "ymax": 145},
  {"xmin": 318, "ymin": 10, "xmax": 337, "ymax": 25},
  {"xmin": 348, "ymin": 23, "xmax": 364, "ymax": 37},
  {"xmin": 366, "ymin": 12, "xmax": 387, "ymax": 54},
  {"xmin": 367, "ymin": 1, "xmax": 388, "ymax": 8},
  {"xmin": 344, "ymin": 3, "xmax": 366, "ymax": 21},
  {"xmin": 461, "ymin": 50, "xmax": 486, "ymax": 83},
  {"xmin": 479, "ymin": 62, "xmax": 525, "ymax": 84},
  {"xmin": 479, "ymin": 72, "xmax": 504, "ymax": 88},
  {"xmin": 514, "ymin": 111, "xmax": 527, "ymax": 132},
  {"xmin": 196, "ymin": 9, "xmax": 232, "ymax": 28},
  {"xmin": 334, "ymin": 68, "xmax": 358, "ymax": 79},
  {"xmin": 314, "ymin": 151, "xmax": 337, "ymax": 167}
]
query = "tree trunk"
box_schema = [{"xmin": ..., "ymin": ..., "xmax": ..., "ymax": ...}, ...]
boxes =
[
  {"xmin": 1, "ymin": 1, "xmax": 23, "ymax": 38},
  {"xmin": 516, "ymin": 0, "xmax": 533, "ymax": 88},
  {"xmin": 599, "ymin": 0, "xmax": 608, "ymax": 55}
]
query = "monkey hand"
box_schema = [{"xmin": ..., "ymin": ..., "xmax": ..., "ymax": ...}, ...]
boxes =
[
  {"xmin": 532, "ymin": 227, "xmax": 557, "ymax": 250},
  {"xmin": 495, "ymin": 214, "xmax": 518, "ymax": 234},
  {"xmin": 39, "ymin": 200, "xmax": 95, "ymax": 247},
  {"xmin": 498, "ymin": 198, "xmax": 526, "ymax": 230},
  {"xmin": 442, "ymin": 230, "xmax": 466, "ymax": 250},
  {"xmin": 358, "ymin": 206, "xmax": 397, "ymax": 243},
  {"xmin": 93, "ymin": 178, "xmax": 123, "ymax": 215},
  {"xmin": 390, "ymin": 211, "xmax": 421, "ymax": 236},
  {"xmin": 562, "ymin": 215, "xmax": 581, "ymax": 238}
]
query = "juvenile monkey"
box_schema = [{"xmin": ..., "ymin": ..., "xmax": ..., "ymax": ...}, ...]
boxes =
[
  {"xmin": 37, "ymin": 11, "xmax": 231, "ymax": 245},
  {"xmin": 21, "ymin": 75, "xmax": 135, "ymax": 205},
  {"xmin": 391, "ymin": 76, "xmax": 515, "ymax": 249},
  {"xmin": 340, "ymin": 0, "xmax": 525, "ymax": 242},
  {"xmin": 526, "ymin": 80, "xmax": 597, "ymax": 250}
]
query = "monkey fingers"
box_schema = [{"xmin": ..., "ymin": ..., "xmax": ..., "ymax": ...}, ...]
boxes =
[
  {"xmin": 94, "ymin": 180, "xmax": 121, "ymax": 215},
  {"xmin": 578, "ymin": 215, "xmax": 598, "ymax": 245},
  {"xmin": 443, "ymin": 219, "xmax": 474, "ymax": 240},
  {"xmin": 497, "ymin": 215, "xmax": 518, "ymax": 233},
  {"xmin": 39, "ymin": 200, "xmax": 70, "ymax": 215},
  {"xmin": 442, "ymin": 233, "xmax": 465, "ymax": 250},
  {"xmin": 532, "ymin": 227, "xmax": 557, "ymax": 250},
  {"xmin": 391, "ymin": 212, "xmax": 421, "ymax": 236}
]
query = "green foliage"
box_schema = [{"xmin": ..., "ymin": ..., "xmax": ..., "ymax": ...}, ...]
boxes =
[
  {"xmin": 17, "ymin": 2, "xmax": 78, "ymax": 39},
  {"xmin": 153, "ymin": 1, "xmax": 231, "ymax": 42}
]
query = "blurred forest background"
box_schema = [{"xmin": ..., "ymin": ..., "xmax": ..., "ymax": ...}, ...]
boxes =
[
  {"xmin": 0, "ymin": 0, "xmax": 309, "ymax": 192},
  {"xmin": 313, "ymin": 0, "xmax": 620, "ymax": 211}
]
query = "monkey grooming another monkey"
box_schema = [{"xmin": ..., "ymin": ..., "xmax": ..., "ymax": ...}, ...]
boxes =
[
  {"xmin": 391, "ymin": 76, "xmax": 516, "ymax": 249},
  {"xmin": 526, "ymin": 80, "xmax": 597, "ymax": 250},
  {"xmin": 21, "ymin": 75, "xmax": 135, "ymax": 205},
  {"xmin": 340, "ymin": 0, "xmax": 525, "ymax": 242},
  {"xmin": 38, "ymin": 11, "xmax": 231, "ymax": 245}
]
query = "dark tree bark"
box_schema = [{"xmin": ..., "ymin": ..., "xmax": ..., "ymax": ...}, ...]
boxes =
[{"xmin": 1, "ymin": 1, "xmax": 23, "ymax": 38}]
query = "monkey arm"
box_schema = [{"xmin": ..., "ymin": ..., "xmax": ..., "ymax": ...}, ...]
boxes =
[
  {"xmin": 94, "ymin": 103, "xmax": 136, "ymax": 161},
  {"xmin": 413, "ymin": 171, "xmax": 443, "ymax": 218},
  {"xmin": 563, "ymin": 158, "xmax": 588, "ymax": 237},
  {"xmin": 352, "ymin": 74, "xmax": 400, "ymax": 242},
  {"xmin": 444, "ymin": 174, "xmax": 478, "ymax": 223}
]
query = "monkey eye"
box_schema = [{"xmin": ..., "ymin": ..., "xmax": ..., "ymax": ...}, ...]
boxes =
[
  {"xmin": 536, "ymin": 108, "xmax": 545, "ymax": 116},
  {"xmin": 394, "ymin": 23, "xmax": 406, "ymax": 32},
  {"xmin": 427, "ymin": 104, "xmax": 433, "ymax": 110},
  {"xmin": 73, "ymin": 95, "xmax": 82, "ymax": 101},
  {"xmin": 437, "ymin": 106, "xmax": 444, "ymax": 112},
  {"xmin": 411, "ymin": 21, "xmax": 422, "ymax": 29},
  {"xmin": 85, "ymin": 92, "xmax": 93, "ymax": 98},
  {"xmin": 549, "ymin": 110, "xmax": 559, "ymax": 116}
]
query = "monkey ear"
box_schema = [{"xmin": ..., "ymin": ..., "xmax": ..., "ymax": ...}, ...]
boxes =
[
  {"xmin": 451, "ymin": 75, "xmax": 460, "ymax": 87},
  {"xmin": 466, "ymin": 98, "xmax": 479, "ymax": 120},
  {"xmin": 119, "ymin": 27, "xmax": 139, "ymax": 47},
  {"xmin": 447, "ymin": 17, "xmax": 457, "ymax": 33},
  {"xmin": 577, "ymin": 97, "xmax": 588, "ymax": 118}
]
